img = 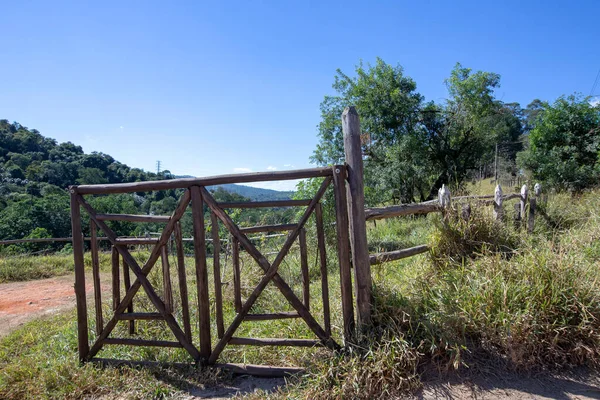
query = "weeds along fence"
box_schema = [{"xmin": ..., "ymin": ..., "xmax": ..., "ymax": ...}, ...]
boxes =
[
  {"xmin": 365, "ymin": 182, "xmax": 544, "ymax": 265},
  {"xmin": 63, "ymin": 106, "xmax": 542, "ymax": 375}
]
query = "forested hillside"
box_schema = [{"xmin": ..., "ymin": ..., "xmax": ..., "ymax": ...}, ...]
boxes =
[{"xmin": 0, "ymin": 120, "xmax": 294, "ymax": 249}]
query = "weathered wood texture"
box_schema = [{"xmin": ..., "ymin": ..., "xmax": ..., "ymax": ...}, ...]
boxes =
[
  {"xmin": 244, "ymin": 312, "xmax": 300, "ymax": 321},
  {"xmin": 332, "ymin": 165, "xmax": 355, "ymax": 342},
  {"xmin": 210, "ymin": 212, "xmax": 225, "ymax": 339},
  {"xmin": 218, "ymin": 199, "xmax": 311, "ymax": 208},
  {"xmin": 229, "ymin": 337, "xmax": 322, "ymax": 347},
  {"xmin": 232, "ymin": 238, "xmax": 242, "ymax": 313},
  {"xmin": 239, "ymin": 223, "xmax": 296, "ymax": 234},
  {"xmin": 121, "ymin": 254, "xmax": 135, "ymax": 334},
  {"xmin": 342, "ymin": 106, "xmax": 372, "ymax": 328},
  {"xmin": 299, "ymin": 228, "xmax": 310, "ymax": 310},
  {"xmin": 78, "ymin": 191, "xmax": 200, "ymax": 362},
  {"xmin": 190, "ymin": 186, "xmax": 212, "ymax": 361},
  {"xmin": 520, "ymin": 184, "xmax": 528, "ymax": 224},
  {"xmin": 365, "ymin": 203, "xmax": 440, "ymax": 221},
  {"xmin": 369, "ymin": 245, "xmax": 430, "ymax": 265},
  {"xmin": 202, "ymin": 179, "xmax": 338, "ymax": 364},
  {"xmin": 97, "ymin": 214, "xmax": 170, "ymax": 222},
  {"xmin": 494, "ymin": 185, "xmax": 503, "ymax": 220},
  {"xmin": 315, "ymin": 203, "xmax": 331, "ymax": 335},
  {"xmin": 70, "ymin": 191, "xmax": 89, "ymax": 361},
  {"xmin": 161, "ymin": 246, "xmax": 174, "ymax": 314},
  {"xmin": 173, "ymin": 222, "xmax": 192, "ymax": 343},
  {"xmin": 74, "ymin": 167, "xmax": 333, "ymax": 195},
  {"xmin": 90, "ymin": 222, "xmax": 103, "ymax": 336},
  {"xmin": 111, "ymin": 246, "xmax": 120, "ymax": 311}
]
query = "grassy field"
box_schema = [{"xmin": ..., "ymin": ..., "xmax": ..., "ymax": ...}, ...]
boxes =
[{"xmin": 1, "ymin": 187, "xmax": 600, "ymax": 398}]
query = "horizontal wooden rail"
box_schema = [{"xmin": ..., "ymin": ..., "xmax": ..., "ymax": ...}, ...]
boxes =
[
  {"xmin": 0, "ymin": 237, "xmax": 108, "ymax": 245},
  {"xmin": 244, "ymin": 311, "xmax": 301, "ymax": 321},
  {"xmin": 218, "ymin": 199, "xmax": 311, "ymax": 208},
  {"xmin": 229, "ymin": 337, "xmax": 322, "ymax": 347},
  {"xmin": 114, "ymin": 238, "xmax": 159, "ymax": 245},
  {"xmin": 115, "ymin": 312, "xmax": 164, "ymax": 321},
  {"xmin": 365, "ymin": 203, "xmax": 440, "ymax": 221},
  {"xmin": 102, "ymin": 338, "xmax": 183, "ymax": 348},
  {"xmin": 73, "ymin": 167, "xmax": 333, "ymax": 195},
  {"xmin": 96, "ymin": 214, "xmax": 170, "ymax": 222},
  {"xmin": 239, "ymin": 223, "xmax": 297, "ymax": 234},
  {"xmin": 369, "ymin": 245, "xmax": 430, "ymax": 265}
]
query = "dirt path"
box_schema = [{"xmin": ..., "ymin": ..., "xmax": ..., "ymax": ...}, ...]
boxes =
[{"xmin": 0, "ymin": 274, "xmax": 109, "ymax": 338}]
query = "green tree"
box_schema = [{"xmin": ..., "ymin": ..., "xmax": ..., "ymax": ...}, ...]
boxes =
[{"xmin": 518, "ymin": 95, "xmax": 600, "ymax": 191}]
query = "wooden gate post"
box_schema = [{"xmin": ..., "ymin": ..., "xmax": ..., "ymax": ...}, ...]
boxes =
[
  {"xmin": 70, "ymin": 188, "xmax": 89, "ymax": 362},
  {"xmin": 342, "ymin": 106, "xmax": 372, "ymax": 329}
]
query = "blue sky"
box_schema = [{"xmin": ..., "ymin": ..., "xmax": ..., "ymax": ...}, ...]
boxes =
[{"xmin": 1, "ymin": 0, "xmax": 599, "ymax": 190}]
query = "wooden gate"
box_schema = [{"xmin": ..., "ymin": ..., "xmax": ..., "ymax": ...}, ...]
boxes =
[{"xmin": 70, "ymin": 166, "xmax": 357, "ymax": 372}]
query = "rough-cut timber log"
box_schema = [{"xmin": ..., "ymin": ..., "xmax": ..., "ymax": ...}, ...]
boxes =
[
  {"xmin": 315, "ymin": 203, "xmax": 331, "ymax": 335},
  {"xmin": 218, "ymin": 199, "xmax": 311, "ymax": 208},
  {"xmin": 161, "ymin": 246, "xmax": 174, "ymax": 314},
  {"xmin": 202, "ymin": 178, "xmax": 339, "ymax": 364},
  {"xmin": 97, "ymin": 214, "xmax": 170, "ymax": 222},
  {"xmin": 210, "ymin": 212, "xmax": 225, "ymax": 339},
  {"xmin": 232, "ymin": 238, "xmax": 242, "ymax": 313},
  {"xmin": 116, "ymin": 313, "xmax": 164, "ymax": 320},
  {"xmin": 78, "ymin": 192, "xmax": 200, "ymax": 362},
  {"xmin": 244, "ymin": 311, "xmax": 301, "ymax": 321},
  {"xmin": 73, "ymin": 167, "xmax": 333, "ymax": 195},
  {"xmin": 365, "ymin": 203, "xmax": 441, "ymax": 221},
  {"xmin": 70, "ymin": 190, "xmax": 89, "ymax": 361},
  {"xmin": 239, "ymin": 224, "xmax": 296, "ymax": 234},
  {"xmin": 228, "ymin": 337, "xmax": 322, "ymax": 347},
  {"xmin": 369, "ymin": 245, "xmax": 430, "ymax": 265},
  {"xmin": 299, "ymin": 228, "xmax": 310, "ymax": 310},
  {"xmin": 111, "ymin": 246, "xmax": 120, "ymax": 311},
  {"xmin": 90, "ymin": 222, "xmax": 103, "ymax": 336},
  {"xmin": 103, "ymin": 338, "xmax": 183, "ymax": 348},
  {"xmin": 190, "ymin": 186, "xmax": 212, "ymax": 361},
  {"xmin": 343, "ymin": 106, "xmax": 372, "ymax": 328},
  {"xmin": 121, "ymin": 254, "xmax": 135, "ymax": 334},
  {"xmin": 332, "ymin": 165, "xmax": 355, "ymax": 342},
  {"xmin": 174, "ymin": 222, "xmax": 192, "ymax": 343}
]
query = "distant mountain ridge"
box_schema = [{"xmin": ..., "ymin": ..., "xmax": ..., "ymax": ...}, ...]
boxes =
[{"xmin": 174, "ymin": 176, "xmax": 294, "ymax": 201}]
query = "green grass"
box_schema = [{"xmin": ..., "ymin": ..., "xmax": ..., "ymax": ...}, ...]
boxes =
[{"xmin": 2, "ymin": 189, "xmax": 600, "ymax": 398}]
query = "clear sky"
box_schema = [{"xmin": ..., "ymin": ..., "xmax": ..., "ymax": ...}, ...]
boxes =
[{"xmin": 1, "ymin": 0, "xmax": 599, "ymax": 190}]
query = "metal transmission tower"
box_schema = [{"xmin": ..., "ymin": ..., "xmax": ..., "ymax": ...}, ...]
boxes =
[{"xmin": 156, "ymin": 160, "xmax": 161, "ymax": 174}]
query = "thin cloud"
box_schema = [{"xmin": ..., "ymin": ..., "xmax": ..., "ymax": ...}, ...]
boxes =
[
  {"xmin": 233, "ymin": 167, "xmax": 252, "ymax": 173},
  {"xmin": 266, "ymin": 166, "xmax": 277, "ymax": 171},
  {"xmin": 283, "ymin": 164, "xmax": 295, "ymax": 168}
]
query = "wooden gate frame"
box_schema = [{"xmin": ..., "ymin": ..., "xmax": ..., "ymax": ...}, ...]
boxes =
[{"xmin": 70, "ymin": 165, "xmax": 363, "ymax": 369}]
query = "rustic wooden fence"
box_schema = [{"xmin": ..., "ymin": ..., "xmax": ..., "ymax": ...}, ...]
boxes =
[
  {"xmin": 69, "ymin": 166, "xmax": 363, "ymax": 375},
  {"xmin": 67, "ymin": 106, "xmax": 543, "ymax": 375}
]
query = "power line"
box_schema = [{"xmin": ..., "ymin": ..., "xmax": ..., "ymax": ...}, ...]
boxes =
[{"xmin": 590, "ymin": 68, "xmax": 600, "ymax": 96}]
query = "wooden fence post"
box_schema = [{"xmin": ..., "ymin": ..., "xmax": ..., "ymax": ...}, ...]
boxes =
[
  {"xmin": 70, "ymin": 189, "xmax": 89, "ymax": 362},
  {"xmin": 494, "ymin": 184, "xmax": 503, "ymax": 220},
  {"xmin": 520, "ymin": 184, "xmax": 528, "ymax": 227},
  {"xmin": 342, "ymin": 106, "xmax": 372, "ymax": 329},
  {"xmin": 438, "ymin": 184, "xmax": 451, "ymax": 213},
  {"xmin": 528, "ymin": 197, "xmax": 536, "ymax": 233}
]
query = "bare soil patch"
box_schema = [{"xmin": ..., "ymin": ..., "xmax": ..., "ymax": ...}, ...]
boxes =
[{"xmin": 0, "ymin": 273, "xmax": 109, "ymax": 337}]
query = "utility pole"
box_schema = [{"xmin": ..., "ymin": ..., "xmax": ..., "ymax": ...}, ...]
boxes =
[
  {"xmin": 494, "ymin": 143, "xmax": 498, "ymax": 183},
  {"xmin": 156, "ymin": 160, "xmax": 161, "ymax": 174}
]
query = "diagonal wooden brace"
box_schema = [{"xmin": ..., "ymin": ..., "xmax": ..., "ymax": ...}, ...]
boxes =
[
  {"xmin": 203, "ymin": 178, "xmax": 340, "ymax": 363},
  {"xmin": 78, "ymin": 192, "xmax": 200, "ymax": 361}
]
